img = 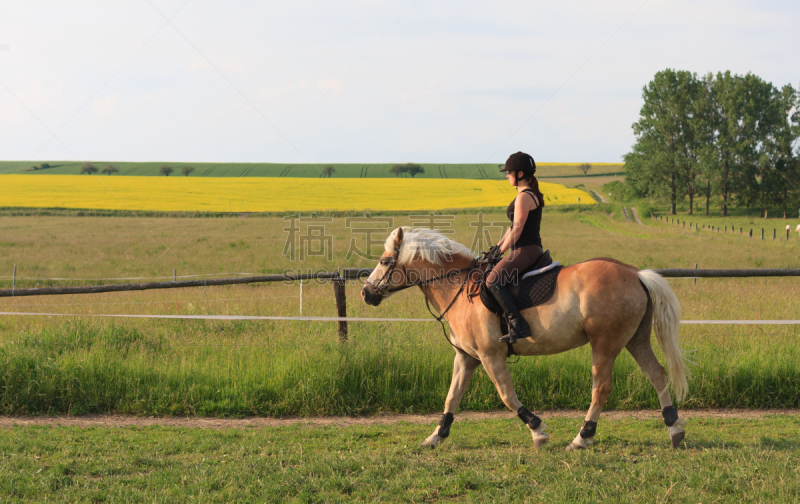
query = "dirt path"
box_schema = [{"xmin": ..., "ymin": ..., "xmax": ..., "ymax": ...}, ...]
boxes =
[
  {"xmin": 630, "ymin": 207, "xmax": 644, "ymax": 225},
  {"xmin": 590, "ymin": 190, "xmax": 606, "ymax": 203},
  {"xmin": 2, "ymin": 409, "xmax": 797, "ymax": 429}
]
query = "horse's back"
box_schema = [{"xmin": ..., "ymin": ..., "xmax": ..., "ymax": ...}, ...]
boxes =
[{"xmin": 514, "ymin": 258, "xmax": 647, "ymax": 356}]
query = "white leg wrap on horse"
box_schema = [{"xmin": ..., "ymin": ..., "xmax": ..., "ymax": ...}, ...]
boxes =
[{"xmin": 566, "ymin": 432, "xmax": 593, "ymax": 451}]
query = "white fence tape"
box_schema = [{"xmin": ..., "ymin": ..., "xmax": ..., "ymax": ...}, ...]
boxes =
[
  {"xmin": 0, "ymin": 311, "xmax": 433, "ymax": 322},
  {"xmin": 0, "ymin": 311, "xmax": 799, "ymax": 324}
]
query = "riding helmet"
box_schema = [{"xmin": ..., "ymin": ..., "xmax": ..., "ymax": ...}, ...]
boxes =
[{"xmin": 499, "ymin": 151, "xmax": 536, "ymax": 178}]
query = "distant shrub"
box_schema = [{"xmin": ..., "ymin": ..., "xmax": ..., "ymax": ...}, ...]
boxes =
[{"xmin": 80, "ymin": 162, "xmax": 98, "ymax": 175}]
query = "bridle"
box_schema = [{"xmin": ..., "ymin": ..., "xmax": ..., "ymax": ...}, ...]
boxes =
[{"xmin": 366, "ymin": 245, "xmax": 482, "ymax": 347}]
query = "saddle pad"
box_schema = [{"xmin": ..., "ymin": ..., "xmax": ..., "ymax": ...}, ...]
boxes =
[{"xmin": 480, "ymin": 266, "xmax": 562, "ymax": 317}]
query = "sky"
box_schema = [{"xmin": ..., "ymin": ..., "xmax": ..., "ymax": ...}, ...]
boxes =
[{"xmin": 1, "ymin": 0, "xmax": 798, "ymax": 165}]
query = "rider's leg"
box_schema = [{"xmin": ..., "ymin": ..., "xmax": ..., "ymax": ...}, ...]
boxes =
[{"xmin": 486, "ymin": 248, "xmax": 539, "ymax": 344}]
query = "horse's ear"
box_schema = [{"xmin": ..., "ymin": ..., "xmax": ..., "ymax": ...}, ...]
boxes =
[{"xmin": 393, "ymin": 227, "xmax": 404, "ymax": 250}]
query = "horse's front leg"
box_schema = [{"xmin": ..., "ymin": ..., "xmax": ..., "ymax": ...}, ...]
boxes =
[
  {"xmin": 481, "ymin": 350, "xmax": 549, "ymax": 448},
  {"xmin": 421, "ymin": 349, "xmax": 480, "ymax": 449}
]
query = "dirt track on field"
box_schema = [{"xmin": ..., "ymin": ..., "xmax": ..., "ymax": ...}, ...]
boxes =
[{"xmin": 2, "ymin": 409, "xmax": 798, "ymax": 429}]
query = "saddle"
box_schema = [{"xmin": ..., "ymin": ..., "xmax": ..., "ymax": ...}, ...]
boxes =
[{"xmin": 478, "ymin": 249, "xmax": 562, "ymax": 321}]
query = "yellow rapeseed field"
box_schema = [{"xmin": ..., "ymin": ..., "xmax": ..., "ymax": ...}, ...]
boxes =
[{"xmin": 0, "ymin": 175, "xmax": 595, "ymax": 212}]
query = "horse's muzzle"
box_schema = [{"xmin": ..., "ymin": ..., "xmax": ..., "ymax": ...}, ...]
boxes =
[{"xmin": 361, "ymin": 284, "xmax": 383, "ymax": 306}]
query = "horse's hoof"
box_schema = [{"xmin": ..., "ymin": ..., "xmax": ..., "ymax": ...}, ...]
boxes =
[
  {"xmin": 668, "ymin": 419, "xmax": 686, "ymax": 448},
  {"xmin": 565, "ymin": 434, "xmax": 592, "ymax": 451},
  {"xmin": 670, "ymin": 430, "xmax": 685, "ymax": 448},
  {"xmin": 421, "ymin": 434, "xmax": 441, "ymax": 449},
  {"xmin": 529, "ymin": 422, "xmax": 548, "ymax": 448}
]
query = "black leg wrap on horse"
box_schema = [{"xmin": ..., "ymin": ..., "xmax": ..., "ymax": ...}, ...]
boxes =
[
  {"xmin": 437, "ymin": 412, "xmax": 454, "ymax": 439},
  {"xmin": 517, "ymin": 406, "xmax": 542, "ymax": 430},
  {"xmin": 662, "ymin": 406, "xmax": 679, "ymax": 427},
  {"xmin": 580, "ymin": 420, "xmax": 597, "ymax": 439}
]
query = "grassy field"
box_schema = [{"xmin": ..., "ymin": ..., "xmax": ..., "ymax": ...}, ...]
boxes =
[
  {"xmin": 1, "ymin": 209, "xmax": 800, "ymax": 416},
  {"xmin": 1, "ymin": 205, "xmax": 798, "ymax": 502},
  {"xmin": 0, "ymin": 175, "xmax": 595, "ymax": 212},
  {"xmin": 2, "ymin": 416, "xmax": 799, "ymax": 502},
  {"xmin": 0, "ymin": 160, "xmax": 623, "ymax": 179}
]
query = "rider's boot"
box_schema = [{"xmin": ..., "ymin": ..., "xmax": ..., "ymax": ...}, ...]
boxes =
[{"xmin": 488, "ymin": 283, "xmax": 532, "ymax": 344}]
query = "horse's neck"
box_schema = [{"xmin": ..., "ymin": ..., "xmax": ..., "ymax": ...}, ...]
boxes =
[{"xmin": 414, "ymin": 256, "xmax": 474, "ymax": 315}]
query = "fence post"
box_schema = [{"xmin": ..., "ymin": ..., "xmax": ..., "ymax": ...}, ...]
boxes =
[
  {"xmin": 12, "ymin": 264, "xmax": 16, "ymax": 296},
  {"xmin": 694, "ymin": 263, "xmax": 697, "ymax": 286},
  {"xmin": 761, "ymin": 229, "xmax": 764, "ymax": 240},
  {"xmin": 333, "ymin": 267, "xmax": 348, "ymax": 342}
]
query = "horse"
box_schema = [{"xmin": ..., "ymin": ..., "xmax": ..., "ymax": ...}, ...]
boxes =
[{"xmin": 360, "ymin": 227, "xmax": 689, "ymax": 451}]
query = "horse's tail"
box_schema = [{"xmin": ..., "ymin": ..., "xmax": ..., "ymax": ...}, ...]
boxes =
[{"xmin": 637, "ymin": 269, "xmax": 689, "ymax": 402}]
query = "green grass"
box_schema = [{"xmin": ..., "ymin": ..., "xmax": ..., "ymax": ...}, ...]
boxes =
[
  {"xmin": 2, "ymin": 416, "xmax": 799, "ymax": 502},
  {"xmin": 0, "ymin": 161, "xmax": 623, "ymax": 179},
  {"xmin": 1, "ymin": 317, "xmax": 800, "ymax": 416},
  {"xmin": 1, "ymin": 210, "xmax": 800, "ymax": 416}
]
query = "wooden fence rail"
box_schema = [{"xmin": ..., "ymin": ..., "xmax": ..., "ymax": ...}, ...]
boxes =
[{"xmin": 1, "ymin": 267, "xmax": 798, "ymax": 340}]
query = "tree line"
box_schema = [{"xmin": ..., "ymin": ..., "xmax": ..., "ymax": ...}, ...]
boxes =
[
  {"xmin": 624, "ymin": 69, "xmax": 800, "ymax": 216},
  {"xmin": 79, "ymin": 163, "xmax": 195, "ymax": 176}
]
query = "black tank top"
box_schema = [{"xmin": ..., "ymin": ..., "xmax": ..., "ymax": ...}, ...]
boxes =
[{"xmin": 506, "ymin": 189, "xmax": 542, "ymax": 249}]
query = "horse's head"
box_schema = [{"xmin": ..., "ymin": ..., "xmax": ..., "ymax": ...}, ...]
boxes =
[
  {"xmin": 361, "ymin": 227, "xmax": 406, "ymax": 306},
  {"xmin": 361, "ymin": 227, "xmax": 475, "ymax": 306}
]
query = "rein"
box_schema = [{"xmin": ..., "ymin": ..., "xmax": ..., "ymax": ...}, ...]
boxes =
[
  {"xmin": 419, "ymin": 260, "xmax": 477, "ymax": 347},
  {"xmin": 368, "ymin": 249, "xmax": 481, "ymax": 348}
]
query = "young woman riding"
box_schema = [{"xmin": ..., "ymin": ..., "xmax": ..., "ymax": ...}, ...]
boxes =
[{"xmin": 487, "ymin": 151, "xmax": 545, "ymax": 344}]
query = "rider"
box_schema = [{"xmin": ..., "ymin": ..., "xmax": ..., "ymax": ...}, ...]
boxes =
[{"xmin": 486, "ymin": 151, "xmax": 545, "ymax": 344}]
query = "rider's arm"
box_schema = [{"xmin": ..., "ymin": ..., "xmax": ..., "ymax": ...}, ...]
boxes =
[
  {"xmin": 496, "ymin": 228, "xmax": 509, "ymax": 248},
  {"xmin": 501, "ymin": 193, "xmax": 535, "ymax": 253}
]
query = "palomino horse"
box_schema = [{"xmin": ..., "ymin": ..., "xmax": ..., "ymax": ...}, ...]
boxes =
[{"xmin": 361, "ymin": 227, "xmax": 689, "ymax": 451}]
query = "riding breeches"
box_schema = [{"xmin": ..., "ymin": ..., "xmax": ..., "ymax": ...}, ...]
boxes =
[{"xmin": 486, "ymin": 245, "xmax": 543, "ymax": 287}]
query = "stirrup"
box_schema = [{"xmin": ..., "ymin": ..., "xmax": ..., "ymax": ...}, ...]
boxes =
[
  {"xmin": 499, "ymin": 333, "xmax": 517, "ymax": 344},
  {"xmin": 498, "ymin": 324, "xmax": 531, "ymax": 344}
]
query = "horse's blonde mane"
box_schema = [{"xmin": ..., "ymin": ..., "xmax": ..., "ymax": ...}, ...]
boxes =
[{"xmin": 385, "ymin": 227, "xmax": 475, "ymax": 266}]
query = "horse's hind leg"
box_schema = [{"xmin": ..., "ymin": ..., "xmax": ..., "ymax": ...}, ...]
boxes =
[
  {"xmin": 421, "ymin": 349, "xmax": 480, "ymax": 448},
  {"xmin": 626, "ymin": 311, "xmax": 686, "ymax": 448}
]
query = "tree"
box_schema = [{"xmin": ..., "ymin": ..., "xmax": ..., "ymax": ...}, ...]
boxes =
[
  {"xmin": 578, "ymin": 163, "xmax": 592, "ymax": 175},
  {"xmin": 320, "ymin": 165, "xmax": 335, "ymax": 178},
  {"xmin": 703, "ymin": 72, "xmax": 787, "ymax": 216},
  {"xmin": 626, "ymin": 69, "xmax": 700, "ymax": 214},
  {"xmin": 101, "ymin": 164, "xmax": 119, "ymax": 175},
  {"xmin": 181, "ymin": 166, "xmax": 195, "ymax": 177},
  {"xmin": 159, "ymin": 165, "xmax": 173, "ymax": 177},
  {"xmin": 80, "ymin": 162, "xmax": 98, "ymax": 175},
  {"xmin": 406, "ymin": 163, "xmax": 424, "ymax": 178},
  {"xmin": 389, "ymin": 164, "xmax": 408, "ymax": 177}
]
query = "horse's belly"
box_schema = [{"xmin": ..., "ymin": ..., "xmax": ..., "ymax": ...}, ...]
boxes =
[{"xmin": 515, "ymin": 306, "xmax": 588, "ymax": 356}]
